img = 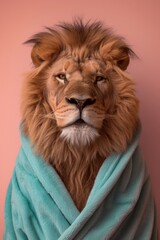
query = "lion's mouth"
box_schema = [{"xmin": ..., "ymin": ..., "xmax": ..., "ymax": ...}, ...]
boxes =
[
  {"xmin": 62, "ymin": 118, "xmax": 93, "ymax": 129},
  {"xmin": 72, "ymin": 118, "xmax": 95, "ymax": 128},
  {"xmin": 74, "ymin": 119, "xmax": 86, "ymax": 126}
]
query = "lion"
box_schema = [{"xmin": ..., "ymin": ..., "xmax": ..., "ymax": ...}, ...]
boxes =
[{"xmin": 22, "ymin": 19, "xmax": 139, "ymax": 211}]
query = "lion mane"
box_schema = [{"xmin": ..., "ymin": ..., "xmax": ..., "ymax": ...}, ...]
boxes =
[{"xmin": 22, "ymin": 19, "xmax": 139, "ymax": 210}]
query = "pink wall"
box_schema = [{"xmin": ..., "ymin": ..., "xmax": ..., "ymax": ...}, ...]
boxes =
[{"xmin": 1, "ymin": 0, "xmax": 160, "ymax": 236}]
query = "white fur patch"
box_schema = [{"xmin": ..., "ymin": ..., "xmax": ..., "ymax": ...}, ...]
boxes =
[{"xmin": 61, "ymin": 124, "xmax": 99, "ymax": 145}]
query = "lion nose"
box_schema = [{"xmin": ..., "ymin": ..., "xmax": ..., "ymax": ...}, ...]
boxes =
[{"xmin": 65, "ymin": 97, "xmax": 96, "ymax": 111}]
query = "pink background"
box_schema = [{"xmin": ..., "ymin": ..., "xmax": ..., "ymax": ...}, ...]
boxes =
[{"xmin": 1, "ymin": 0, "xmax": 160, "ymax": 236}]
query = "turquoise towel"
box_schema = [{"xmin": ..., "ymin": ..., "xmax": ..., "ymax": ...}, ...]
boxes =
[{"xmin": 4, "ymin": 128, "xmax": 157, "ymax": 239}]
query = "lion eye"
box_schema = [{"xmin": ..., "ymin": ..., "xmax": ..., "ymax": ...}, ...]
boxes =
[
  {"xmin": 96, "ymin": 75, "xmax": 106, "ymax": 82},
  {"xmin": 56, "ymin": 73, "xmax": 67, "ymax": 83}
]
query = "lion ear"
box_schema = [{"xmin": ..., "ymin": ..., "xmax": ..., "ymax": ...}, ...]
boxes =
[
  {"xmin": 100, "ymin": 40, "xmax": 134, "ymax": 70},
  {"xmin": 25, "ymin": 32, "xmax": 63, "ymax": 67},
  {"xmin": 111, "ymin": 46, "xmax": 131, "ymax": 70}
]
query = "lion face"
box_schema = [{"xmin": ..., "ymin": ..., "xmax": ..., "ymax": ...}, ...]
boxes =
[
  {"xmin": 22, "ymin": 19, "xmax": 139, "ymax": 156},
  {"xmin": 47, "ymin": 56, "xmax": 112, "ymax": 144}
]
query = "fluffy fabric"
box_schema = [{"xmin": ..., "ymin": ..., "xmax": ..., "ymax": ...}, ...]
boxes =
[{"xmin": 4, "ymin": 126, "xmax": 157, "ymax": 239}]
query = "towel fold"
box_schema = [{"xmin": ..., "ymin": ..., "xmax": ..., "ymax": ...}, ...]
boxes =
[{"xmin": 4, "ymin": 128, "xmax": 157, "ymax": 239}]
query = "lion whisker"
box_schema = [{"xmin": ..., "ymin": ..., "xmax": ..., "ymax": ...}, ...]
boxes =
[
  {"xmin": 105, "ymin": 113, "xmax": 116, "ymax": 119},
  {"xmin": 45, "ymin": 112, "xmax": 56, "ymax": 119}
]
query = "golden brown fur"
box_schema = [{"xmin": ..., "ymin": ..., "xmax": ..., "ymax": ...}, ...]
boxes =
[{"xmin": 22, "ymin": 19, "xmax": 139, "ymax": 210}]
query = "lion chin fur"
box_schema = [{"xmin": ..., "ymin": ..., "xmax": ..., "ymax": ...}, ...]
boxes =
[
  {"xmin": 61, "ymin": 125, "xmax": 100, "ymax": 146},
  {"xmin": 21, "ymin": 19, "xmax": 139, "ymax": 211}
]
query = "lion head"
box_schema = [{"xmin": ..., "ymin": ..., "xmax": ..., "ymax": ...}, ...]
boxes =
[{"xmin": 22, "ymin": 19, "xmax": 139, "ymax": 209}]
